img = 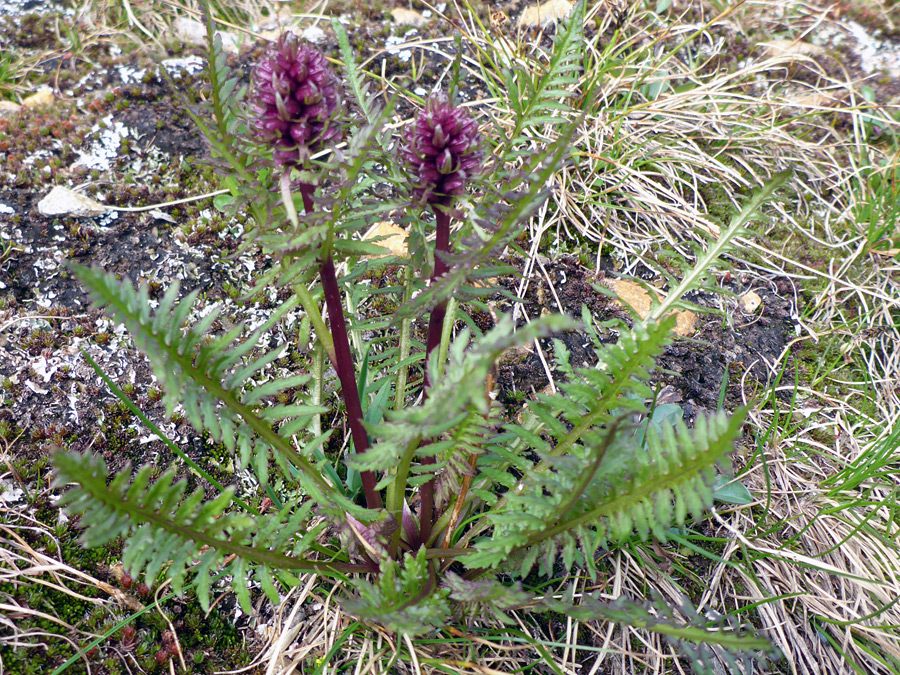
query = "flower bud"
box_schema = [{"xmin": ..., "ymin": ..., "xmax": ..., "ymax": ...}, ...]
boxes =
[
  {"xmin": 248, "ymin": 32, "xmax": 342, "ymax": 167},
  {"xmin": 401, "ymin": 92, "xmax": 483, "ymax": 205}
]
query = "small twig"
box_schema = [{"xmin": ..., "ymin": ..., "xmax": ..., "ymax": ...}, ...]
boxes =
[
  {"xmin": 105, "ymin": 189, "xmax": 230, "ymax": 213},
  {"xmin": 154, "ymin": 580, "xmax": 186, "ymax": 672},
  {"xmin": 441, "ymin": 368, "xmax": 496, "ymax": 550},
  {"xmin": 440, "ymin": 452, "xmax": 478, "ymax": 551}
]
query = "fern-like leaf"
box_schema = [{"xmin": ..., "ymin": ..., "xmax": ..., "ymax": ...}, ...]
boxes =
[
  {"xmin": 469, "ymin": 313, "xmax": 674, "ymax": 517},
  {"xmin": 542, "ymin": 589, "xmax": 776, "ymax": 675},
  {"xmin": 442, "ymin": 573, "xmax": 532, "ymax": 625},
  {"xmin": 462, "ymin": 316, "xmax": 743, "ymax": 577},
  {"xmin": 431, "ymin": 407, "xmax": 501, "ymax": 511},
  {"xmin": 70, "ymin": 264, "xmax": 344, "ymax": 503},
  {"xmin": 332, "ymin": 18, "xmax": 377, "ymax": 126},
  {"xmin": 358, "ymin": 313, "xmax": 577, "ymax": 478},
  {"xmin": 52, "ymin": 451, "xmax": 359, "ymax": 611},
  {"xmin": 202, "ymin": 0, "xmax": 242, "ymax": 138},
  {"xmin": 341, "ymin": 548, "xmax": 450, "ymax": 635},
  {"xmin": 466, "ymin": 407, "xmax": 743, "ymax": 577},
  {"xmin": 503, "ymin": 0, "xmax": 584, "ymax": 159}
]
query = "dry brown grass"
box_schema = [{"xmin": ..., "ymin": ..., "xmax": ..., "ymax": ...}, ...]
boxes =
[{"xmin": 0, "ymin": 510, "xmax": 122, "ymax": 674}]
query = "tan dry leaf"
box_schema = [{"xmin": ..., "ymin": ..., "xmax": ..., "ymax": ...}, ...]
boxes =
[
  {"xmin": 257, "ymin": 29, "xmax": 282, "ymax": 41},
  {"xmin": 760, "ymin": 40, "xmax": 824, "ymax": 61},
  {"xmin": 785, "ymin": 91, "xmax": 842, "ymax": 109},
  {"xmin": 606, "ymin": 279, "xmax": 697, "ymax": 337},
  {"xmin": 363, "ymin": 221, "xmax": 408, "ymax": 259},
  {"xmin": 740, "ymin": 290, "xmax": 762, "ymax": 313},
  {"xmin": 391, "ymin": 7, "xmax": 427, "ymax": 27},
  {"xmin": 37, "ymin": 186, "xmax": 108, "ymax": 218},
  {"xmin": 518, "ymin": 0, "xmax": 573, "ymax": 27}
]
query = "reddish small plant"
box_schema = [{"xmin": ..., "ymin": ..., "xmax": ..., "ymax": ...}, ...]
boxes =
[
  {"xmin": 400, "ymin": 91, "xmax": 484, "ymax": 539},
  {"xmin": 248, "ymin": 31, "xmax": 342, "ymax": 168},
  {"xmin": 249, "ymin": 31, "xmax": 380, "ymax": 509}
]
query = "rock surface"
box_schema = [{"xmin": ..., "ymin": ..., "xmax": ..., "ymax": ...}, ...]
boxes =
[
  {"xmin": 173, "ymin": 17, "xmax": 239, "ymax": 54},
  {"xmin": 37, "ymin": 186, "xmax": 109, "ymax": 218}
]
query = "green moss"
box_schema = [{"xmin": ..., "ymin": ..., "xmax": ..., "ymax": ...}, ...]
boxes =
[
  {"xmin": 1, "ymin": 464, "xmax": 258, "ymax": 675},
  {"xmin": 2, "ymin": 12, "xmax": 63, "ymax": 50}
]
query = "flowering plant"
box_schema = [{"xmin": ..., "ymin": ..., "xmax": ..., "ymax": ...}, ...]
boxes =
[
  {"xmin": 54, "ymin": 4, "xmax": 778, "ymax": 669},
  {"xmin": 248, "ymin": 31, "xmax": 343, "ymax": 167}
]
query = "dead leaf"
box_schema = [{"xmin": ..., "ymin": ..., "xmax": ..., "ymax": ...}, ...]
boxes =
[
  {"xmin": 606, "ymin": 279, "xmax": 697, "ymax": 337},
  {"xmin": 518, "ymin": 0, "xmax": 573, "ymax": 27},
  {"xmin": 391, "ymin": 7, "xmax": 427, "ymax": 27},
  {"xmin": 363, "ymin": 221, "xmax": 408, "ymax": 259},
  {"xmin": 760, "ymin": 40, "xmax": 824, "ymax": 61},
  {"xmin": 740, "ymin": 290, "xmax": 762, "ymax": 313},
  {"xmin": 785, "ymin": 91, "xmax": 842, "ymax": 108},
  {"xmin": 38, "ymin": 186, "xmax": 108, "ymax": 218},
  {"xmin": 22, "ymin": 87, "xmax": 54, "ymax": 108}
]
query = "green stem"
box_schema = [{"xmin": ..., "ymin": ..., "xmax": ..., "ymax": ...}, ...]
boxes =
[
  {"xmin": 82, "ymin": 352, "xmax": 252, "ymax": 513},
  {"xmin": 437, "ymin": 297, "xmax": 457, "ymax": 378},
  {"xmin": 395, "ymin": 267, "xmax": 414, "ymax": 413},
  {"xmin": 387, "ymin": 268, "xmax": 418, "ymax": 552},
  {"xmin": 388, "ymin": 438, "xmax": 422, "ymax": 518},
  {"xmin": 281, "ymin": 169, "xmax": 301, "ymax": 228},
  {"xmin": 429, "ymin": 506, "xmax": 456, "ymax": 546},
  {"xmin": 312, "ymin": 343, "xmax": 325, "ymax": 438},
  {"xmin": 387, "ymin": 437, "xmax": 423, "ymax": 555},
  {"xmin": 345, "ymin": 280, "xmax": 364, "ymax": 357},
  {"xmin": 293, "ymin": 283, "xmax": 335, "ymax": 364}
]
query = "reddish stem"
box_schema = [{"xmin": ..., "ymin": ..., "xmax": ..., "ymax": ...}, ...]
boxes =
[
  {"xmin": 299, "ymin": 182, "xmax": 382, "ymax": 510},
  {"xmin": 418, "ymin": 206, "xmax": 452, "ymax": 542},
  {"xmin": 297, "ymin": 182, "xmax": 315, "ymax": 214}
]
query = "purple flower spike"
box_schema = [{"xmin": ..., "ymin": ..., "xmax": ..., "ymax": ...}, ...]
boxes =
[
  {"xmin": 402, "ymin": 92, "xmax": 483, "ymax": 205},
  {"xmin": 249, "ymin": 32, "xmax": 342, "ymax": 167}
]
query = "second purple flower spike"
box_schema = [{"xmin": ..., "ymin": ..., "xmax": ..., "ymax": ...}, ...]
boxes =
[
  {"xmin": 248, "ymin": 32, "xmax": 343, "ymax": 167},
  {"xmin": 402, "ymin": 92, "xmax": 483, "ymax": 205}
]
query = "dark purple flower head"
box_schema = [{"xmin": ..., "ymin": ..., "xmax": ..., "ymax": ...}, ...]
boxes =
[
  {"xmin": 402, "ymin": 92, "xmax": 483, "ymax": 205},
  {"xmin": 249, "ymin": 32, "xmax": 342, "ymax": 167}
]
